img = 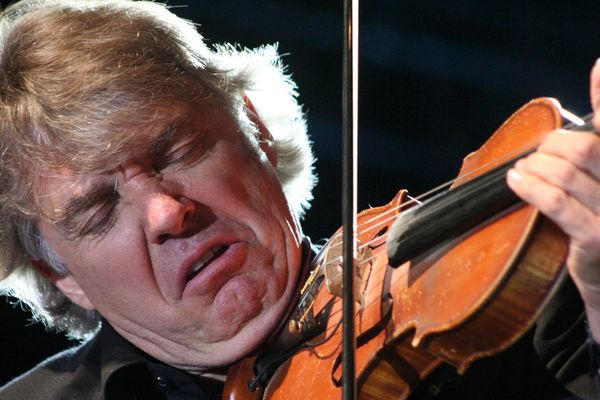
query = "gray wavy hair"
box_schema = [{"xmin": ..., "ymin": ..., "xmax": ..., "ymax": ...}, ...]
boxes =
[{"xmin": 0, "ymin": 0, "xmax": 315, "ymax": 339}]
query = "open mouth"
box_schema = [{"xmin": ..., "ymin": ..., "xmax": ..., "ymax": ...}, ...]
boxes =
[{"xmin": 186, "ymin": 245, "xmax": 229, "ymax": 282}]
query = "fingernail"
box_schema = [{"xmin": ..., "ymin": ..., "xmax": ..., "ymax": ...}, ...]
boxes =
[{"xmin": 507, "ymin": 169, "xmax": 523, "ymax": 182}]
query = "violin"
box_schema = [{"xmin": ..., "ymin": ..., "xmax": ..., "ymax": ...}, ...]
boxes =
[{"xmin": 222, "ymin": 97, "xmax": 592, "ymax": 399}]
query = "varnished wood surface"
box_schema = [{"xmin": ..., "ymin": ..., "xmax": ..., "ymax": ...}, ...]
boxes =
[{"xmin": 225, "ymin": 98, "xmax": 570, "ymax": 399}]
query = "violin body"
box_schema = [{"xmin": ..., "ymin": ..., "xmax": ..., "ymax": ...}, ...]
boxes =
[{"xmin": 224, "ymin": 98, "xmax": 570, "ymax": 399}]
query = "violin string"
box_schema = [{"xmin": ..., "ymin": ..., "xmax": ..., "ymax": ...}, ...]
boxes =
[
  {"xmin": 325, "ymin": 141, "xmax": 530, "ymax": 257},
  {"xmin": 310, "ymin": 228, "xmax": 441, "ymax": 325},
  {"xmin": 330, "ymin": 117, "xmax": 594, "ymax": 258},
  {"xmin": 309, "ymin": 259, "xmax": 401, "ymax": 326},
  {"xmin": 311, "ymin": 116, "xmax": 598, "ymax": 324},
  {"xmin": 317, "ymin": 164, "xmax": 518, "ymax": 321},
  {"xmin": 323, "ymin": 158, "xmax": 594, "ymax": 324},
  {"xmin": 349, "ymin": 111, "xmax": 595, "ymax": 238},
  {"xmin": 317, "ymin": 245, "xmax": 490, "ymax": 325}
]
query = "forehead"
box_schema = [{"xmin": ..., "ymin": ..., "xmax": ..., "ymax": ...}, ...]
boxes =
[{"xmin": 53, "ymin": 101, "xmax": 209, "ymax": 174}]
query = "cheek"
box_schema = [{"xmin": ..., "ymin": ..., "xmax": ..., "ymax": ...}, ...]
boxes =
[
  {"xmin": 205, "ymin": 146, "xmax": 279, "ymax": 206},
  {"xmin": 57, "ymin": 234, "xmax": 157, "ymax": 312}
]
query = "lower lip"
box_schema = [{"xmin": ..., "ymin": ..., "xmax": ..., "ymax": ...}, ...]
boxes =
[{"xmin": 182, "ymin": 242, "xmax": 248, "ymax": 298}]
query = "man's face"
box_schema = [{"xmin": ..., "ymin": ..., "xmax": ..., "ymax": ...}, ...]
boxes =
[{"xmin": 37, "ymin": 103, "xmax": 303, "ymax": 370}]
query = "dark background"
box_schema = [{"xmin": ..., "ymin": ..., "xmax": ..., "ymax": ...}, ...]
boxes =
[{"xmin": 2, "ymin": 0, "xmax": 600, "ymax": 387}]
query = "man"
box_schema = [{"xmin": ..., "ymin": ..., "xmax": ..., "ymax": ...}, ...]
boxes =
[
  {"xmin": 0, "ymin": 0, "xmax": 315, "ymax": 397},
  {"xmin": 0, "ymin": 0, "xmax": 600, "ymax": 399}
]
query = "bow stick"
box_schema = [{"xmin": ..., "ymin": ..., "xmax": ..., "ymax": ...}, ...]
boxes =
[{"xmin": 342, "ymin": 0, "xmax": 359, "ymax": 399}]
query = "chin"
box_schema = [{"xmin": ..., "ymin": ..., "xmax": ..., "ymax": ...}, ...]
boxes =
[
  {"xmin": 199, "ymin": 272, "xmax": 298, "ymax": 367},
  {"xmin": 224, "ymin": 307, "xmax": 288, "ymax": 363}
]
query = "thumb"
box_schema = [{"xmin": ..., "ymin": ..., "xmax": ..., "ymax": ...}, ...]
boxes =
[{"xmin": 590, "ymin": 58, "xmax": 600, "ymax": 129}]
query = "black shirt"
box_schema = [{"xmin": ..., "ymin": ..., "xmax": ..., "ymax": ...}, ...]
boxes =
[{"xmin": 0, "ymin": 322, "xmax": 224, "ymax": 400}]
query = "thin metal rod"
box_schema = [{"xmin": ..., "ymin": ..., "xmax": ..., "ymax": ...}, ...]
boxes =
[{"xmin": 342, "ymin": 0, "xmax": 358, "ymax": 398}]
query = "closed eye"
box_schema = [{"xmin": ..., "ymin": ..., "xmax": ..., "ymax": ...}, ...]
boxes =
[
  {"xmin": 156, "ymin": 143, "xmax": 191, "ymax": 170},
  {"xmin": 77, "ymin": 199, "xmax": 120, "ymax": 238},
  {"xmin": 60, "ymin": 185, "xmax": 121, "ymax": 240},
  {"xmin": 154, "ymin": 137, "xmax": 208, "ymax": 172}
]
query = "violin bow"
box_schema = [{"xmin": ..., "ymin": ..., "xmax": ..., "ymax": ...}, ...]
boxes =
[{"xmin": 341, "ymin": 0, "xmax": 359, "ymax": 398}]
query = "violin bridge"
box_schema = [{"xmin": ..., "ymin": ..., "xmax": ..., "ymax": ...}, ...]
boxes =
[{"xmin": 323, "ymin": 235, "xmax": 371, "ymax": 307}]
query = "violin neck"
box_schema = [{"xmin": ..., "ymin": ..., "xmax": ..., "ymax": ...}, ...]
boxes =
[{"xmin": 386, "ymin": 155, "xmax": 526, "ymax": 267}]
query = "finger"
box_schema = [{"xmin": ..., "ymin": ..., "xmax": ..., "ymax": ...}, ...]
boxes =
[
  {"xmin": 506, "ymin": 167, "xmax": 600, "ymax": 247},
  {"xmin": 591, "ymin": 58, "xmax": 600, "ymax": 113},
  {"xmin": 590, "ymin": 59, "xmax": 600, "ymax": 129},
  {"xmin": 536, "ymin": 130, "xmax": 600, "ymax": 181},
  {"xmin": 515, "ymin": 153, "xmax": 600, "ymax": 215}
]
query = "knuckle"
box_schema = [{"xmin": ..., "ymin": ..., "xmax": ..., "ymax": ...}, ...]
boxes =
[
  {"xmin": 541, "ymin": 188, "xmax": 568, "ymax": 215},
  {"xmin": 545, "ymin": 130, "xmax": 567, "ymax": 144},
  {"xmin": 573, "ymin": 229, "xmax": 600, "ymax": 255},
  {"xmin": 570, "ymin": 136, "xmax": 598, "ymax": 165},
  {"xmin": 579, "ymin": 234, "xmax": 600, "ymax": 251},
  {"xmin": 553, "ymin": 163, "xmax": 577, "ymax": 186},
  {"xmin": 541, "ymin": 130, "xmax": 568, "ymax": 150}
]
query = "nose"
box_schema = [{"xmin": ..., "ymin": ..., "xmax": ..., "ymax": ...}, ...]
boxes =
[{"xmin": 145, "ymin": 192, "xmax": 197, "ymax": 244}]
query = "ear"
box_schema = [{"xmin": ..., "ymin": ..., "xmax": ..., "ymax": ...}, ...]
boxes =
[
  {"xmin": 243, "ymin": 94, "xmax": 277, "ymax": 167},
  {"xmin": 31, "ymin": 259, "xmax": 95, "ymax": 311},
  {"xmin": 55, "ymin": 274, "xmax": 95, "ymax": 310}
]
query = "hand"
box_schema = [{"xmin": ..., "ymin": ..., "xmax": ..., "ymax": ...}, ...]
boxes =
[{"xmin": 506, "ymin": 59, "xmax": 600, "ymax": 340}]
